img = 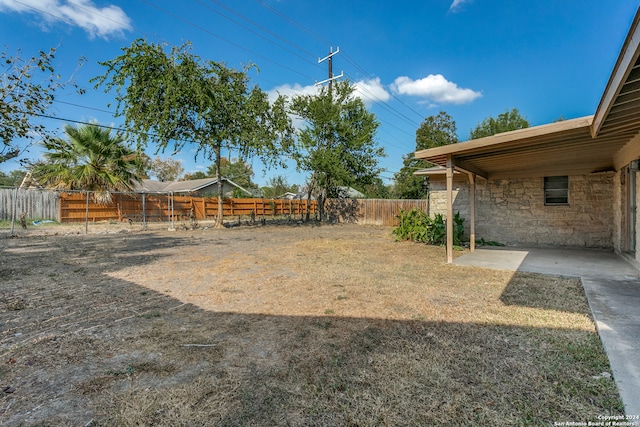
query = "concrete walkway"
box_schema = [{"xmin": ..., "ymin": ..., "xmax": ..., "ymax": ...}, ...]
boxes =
[{"xmin": 454, "ymin": 247, "xmax": 640, "ymax": 416}]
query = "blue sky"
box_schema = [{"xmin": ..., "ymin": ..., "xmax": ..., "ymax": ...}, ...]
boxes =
[{"xmin": 1, "ymin": 0, "xmax": 638, "ymax": 187}]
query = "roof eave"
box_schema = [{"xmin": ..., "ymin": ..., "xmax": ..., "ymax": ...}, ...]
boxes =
[
  {"xmin": 592, "ymin": 7, "xmax": 640, "ymax": 137},
  {"xmin": 414, "ymin": 116, "xmax": 594, "ymax": 160}
]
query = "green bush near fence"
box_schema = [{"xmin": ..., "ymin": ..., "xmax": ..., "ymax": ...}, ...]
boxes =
[{"xmin": 393, "ymin": 208, "xmax": 465, "ymax": 246}]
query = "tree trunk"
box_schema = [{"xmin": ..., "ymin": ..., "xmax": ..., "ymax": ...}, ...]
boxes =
[
  {"xmin": 318, "ymin": 189, "xmax": 325, "ymax": 222},
  {"xmin": 318, "ymin": 176, "xmax": 330, "ymax": 222},
  {"xmin": 305, "ymin": 175, "xmax": 315, "ymax": 222},
  {"xmin": 214, "ymin": 146, "xmax": 224, "ymax": 229}
]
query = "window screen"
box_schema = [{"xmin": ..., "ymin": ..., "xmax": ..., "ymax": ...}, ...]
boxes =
[{"xmin": 544, "ymin": 176, "xmax": 569, "ymax": 205}]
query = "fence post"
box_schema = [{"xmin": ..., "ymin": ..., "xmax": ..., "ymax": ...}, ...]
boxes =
[
  {"xmin": 142, "ymin": 192, "xmax": 147, "ymax": 231},
  {"xmin": 85, "ymin": 191, "xmax": 89, "ymax": 235},
  {"xmin": 169, "ymin": 192, "xmax": 175, "ymax": 230},
  {"xmin": 10, "ymin": 187, "xmax": 18, "ymax": 237}
]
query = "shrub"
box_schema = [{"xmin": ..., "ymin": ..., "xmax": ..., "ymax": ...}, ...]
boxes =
[{"xmin": 393, "ymin": 208, "xmax": 465, "ymax": 246}]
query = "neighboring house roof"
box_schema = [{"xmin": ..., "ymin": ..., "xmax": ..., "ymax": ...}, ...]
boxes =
[
  {"xmin": 277, "ymin": 192, "xmax": 300, "ymax": 199},
  {"xmin": 278, "ymin": 192, "xmax": 316, "ymax": 200},
  {"xmin": 415, "ymin": 7, "xmax": 640, "ymax": 180},
  {"xmin": 133, "ymin": 178, "xmax": 252, "ymax": 195},
  {"xmin": 337, "ymin": 186, "xmax": 366, "ymax": 199}
]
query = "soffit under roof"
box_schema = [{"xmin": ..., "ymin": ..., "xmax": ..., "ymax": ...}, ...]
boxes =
[{"xmin": 415, "ymin": 116, "xmax": 640, "ymax": 179}]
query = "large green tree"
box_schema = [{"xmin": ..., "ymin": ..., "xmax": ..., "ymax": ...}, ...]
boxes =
[
  {"xmin": 93, "ymin": 39, "xmax": 293, "ymax": 227},
  {"xmin": 356, "ymin": 176, "xmax": 391, "ymax": 199},
  {"xmin": 206, "ymin": 157, "xmax": 257, "ymax": 192},
  {"xmin": 260, "ymin": 174, "xmax": 299, "ymax": 198},
  {"xmin": 469, "ymin": 108, "xmax": 529, "ymax": 139},
  {"xmin": 1, "ymin": 47, "xmax": 84, "ymax": 163},
  {"xmin": 394, "ymin": 111, "xmax": 458, "ymax": 199},
  {"xmin": 0, "ymin": 169, "xmax": 27, "ymax": 187},
  {"xmin": 148, "ymin": 156, "xmax": 184, "ymax": 182},
  {"xmin": 31, "ymin": 123, "xmax": 142, "ymax": 203},
  {"xmin": 183, "ymin": 171, "xmax": 208, "ymax": 180},
  {"xmin": 289, "ymin": 80, "xmax": 384, "ymax": 220}
]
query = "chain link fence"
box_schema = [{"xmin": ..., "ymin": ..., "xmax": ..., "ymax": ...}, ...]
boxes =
[{"xmin": 1, "ymin": 187, "xmax": 428, "ymax": 237}]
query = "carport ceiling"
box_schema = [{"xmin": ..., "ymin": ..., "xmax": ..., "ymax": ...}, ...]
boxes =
[{"xmin": 414, "ymin": 116, "xmax": 640, "ymax": 179}]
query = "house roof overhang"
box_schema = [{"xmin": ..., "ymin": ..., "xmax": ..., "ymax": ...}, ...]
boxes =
[
  {"xmin": 592, "ymin": 7, "xmax": 640, "ymax": 139},
  {"xmin": 415, "ymin": 8, "xmax": 640, "ymax": 180}
]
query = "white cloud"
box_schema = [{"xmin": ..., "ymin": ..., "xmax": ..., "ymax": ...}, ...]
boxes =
[
  {"xmin": 266, "ymin": 83, "xmax": 318, "ymax": 130},
  {"xmin": 391, "ymin": 74, "xmax": 481, "ymax": 104},
  {"xmin": 449, "ymin": 0, "xmax": 471, "ymax": 12},
  {"xmin": 353, "ymin": 77, "xmax": 391, "ymax": 106},
  {"xmin": 0, "ymin": 0, "xmax": 132, "ymax": 39},
  {"xmin": 266, "ymin": 83, "xmax": 318, "ymax": 103},
  {"xmin": 268, "ymin": 78, "xmax": 390, "ymax": 108}
]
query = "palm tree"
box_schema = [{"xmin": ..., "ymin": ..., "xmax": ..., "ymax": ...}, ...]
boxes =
[{"xmin": 32, "ymin": 123, "xmax": 143, "ymax": 203}]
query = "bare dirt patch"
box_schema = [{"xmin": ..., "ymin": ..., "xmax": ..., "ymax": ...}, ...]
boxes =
[{"xmin": 0, "ymin": 224, "xmax": 622, "ymax": 425}]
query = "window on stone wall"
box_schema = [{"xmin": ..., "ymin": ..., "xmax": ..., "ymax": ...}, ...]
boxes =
[{"xmin": 544, "ymin": 176, "xmax": 569, "ymax": 205}]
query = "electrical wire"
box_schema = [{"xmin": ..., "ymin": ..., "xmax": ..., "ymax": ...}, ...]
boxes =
[
  {"xmin": 139, "ymin": 0, "xmax": 317, "ymax": 82},
  {"xmin": 10, "ymin": 0, "xmax": 124, "ymax": 41},
  {"xmin": 241, "ymin": 0, "xmax": 426, "ymax": 143},
  {"xmin": 7, "ymin": 0, "xmax": 427, "ymax": 185},
  {"xmin": 195, "ymin": 0, "xmax": 319, "ymax": 68},
  {"xmin": 136, "ymin": 0, "xmax": 424, "ymax": 157},
  {"xmin": 64, "ymin": 0, "xmax": 132, "ymax": 31},
  {"xmin": 205, "ymin": 0, "xmax": 319, "ymax": 62}
]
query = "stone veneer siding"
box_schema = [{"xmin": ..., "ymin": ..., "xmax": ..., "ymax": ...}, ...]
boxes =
[
  {"xmin": 612, "ymin": 169, "xmax": 623, "ymax": 254},
  {"xmin": 429, "ymin": 173, "xmax": 615, "ymax": 249}
]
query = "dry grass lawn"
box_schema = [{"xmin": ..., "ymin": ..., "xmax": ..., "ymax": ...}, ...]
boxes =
[{"xmin": 0, "ymin": 223, "xmax": 623, "ymax": 426}]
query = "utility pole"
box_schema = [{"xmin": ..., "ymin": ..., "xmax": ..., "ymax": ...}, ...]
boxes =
[
  {"xmin": 315, "ymin": 47, "xmax": 343, "ymax": 222},
  {"xmin": 317, "ymin": 47, "xmax": 343, "ymax": 94}
]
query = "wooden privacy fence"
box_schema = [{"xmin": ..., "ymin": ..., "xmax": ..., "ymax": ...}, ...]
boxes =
[
  {"xmin": 325, "ymin": 198, "xmax": 429, "ymax": 226},
  {"xmin": 0, "ymin": 188, "xmax": 59, "ymax": 221},
  {"xmin": 58, "ymin": 192, "xmax": 318, "ymax": 223},
  {"xmin": 55, "ymin": 192, "xmax": 427, "ymax": 226},
  {"xmin": 357, "ymin": 198, "xmax": 429, "ymax": 226}
]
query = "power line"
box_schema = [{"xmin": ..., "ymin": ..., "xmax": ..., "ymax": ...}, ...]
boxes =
[
  {"xmin": 342, "ymin": 50, "xmax": 425, "ymax": 121},
  {"xmin": 244, "ymin": 0, "xmax": 425, "ymax": 139},
  {"xmin": 350, "ymin": 79, "xmax": 420, "ymax": 129},
  {"xmin": 10, "ymin": 0, "xmax": 123, "ymax": 42},
  {"xmin": 64, "ymin": 0, "xmax": 132, "ymax": 31},
  {"xmin": 139, "ymin": 0, "xmax": 423, "ymax": 155},
  {"xmin": 136, "ymin": 4, "xmax": 416, "ymax": 148},
  {"xmin": 195, "ymin": 0, "xmax": 318, "ymax": 67},
  {"xmin": 52, "ymin": 100, "xmax": 115, "ymax": 115},
  {"xmin": 28, "ymin": 113, "xmax": 202, "ymax": 150},
  {"xmin": 253, "ymin": 0, "xmax": 332, "ymax": 47},
  {"xmin": 139, "ymin": 0, "xmax": 317, "ymax": 82},
  {"xmin": 206, "ymin": 0, "xmax": 319, "ymax": 62}
]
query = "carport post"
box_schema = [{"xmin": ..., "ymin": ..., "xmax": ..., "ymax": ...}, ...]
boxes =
[
  {"xmin": 446, "ymin": 155, "xmax": 454, "ymax": 263},
  {"xmin": 467, "ymin": 172, "xmax": 476, "ymax": 252}
]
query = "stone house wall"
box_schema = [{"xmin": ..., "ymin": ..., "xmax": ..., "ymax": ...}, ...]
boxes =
[
  {"xmin": 428, "ymin": 173, "xmax": 615, "ymax": 249},
  {"xmin": 612, "ymin": 169, "xmax": 623, "ymax": 254}
]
